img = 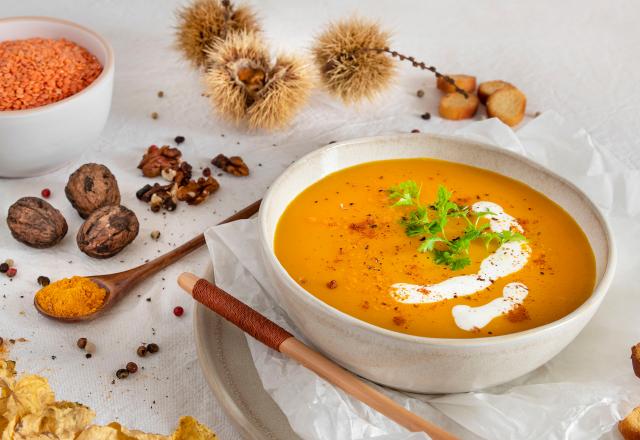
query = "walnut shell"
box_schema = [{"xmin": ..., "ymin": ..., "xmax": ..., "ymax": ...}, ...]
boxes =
[
  {"xmin": 77, "ymin": 205, "xmax": 139, "ymax": 258},
  {"xmin": 65, "ymin": 163, "xmax": 121, "ymax": 218},
  {"xmin": 7, "ymin": 197, "xmax": 68, "ymax": 248}
]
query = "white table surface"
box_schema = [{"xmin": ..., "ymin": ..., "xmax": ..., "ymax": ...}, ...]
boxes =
[{"xmin": 1, "ymin": 1, "xmax": 639, "ymax": 438}]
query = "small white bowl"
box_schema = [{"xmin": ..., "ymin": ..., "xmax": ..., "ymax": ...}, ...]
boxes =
[
  {"xmin": 0, "ymin": 17, "xmax": 114, "ymax": 178},
  {"xmin": 259, "ymin": 134, "xmax": 616, "ymax": 394}
]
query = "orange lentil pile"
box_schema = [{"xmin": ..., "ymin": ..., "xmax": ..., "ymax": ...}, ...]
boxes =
[{"xmin": 0, "ymin": 38, "xmax": 103, "ymax": 111}]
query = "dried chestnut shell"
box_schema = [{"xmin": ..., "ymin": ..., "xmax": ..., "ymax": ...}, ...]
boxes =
[
  {"xmin": 77, "ymin": 205, "xmax": 139, "ymax": 258},
  {"xmin": 7, "ymin": 197, "xmax": 68, "ymax": 248},
  {"xmin": 65, "ymin": 163, "xmax": 121, "ymax": 218}
]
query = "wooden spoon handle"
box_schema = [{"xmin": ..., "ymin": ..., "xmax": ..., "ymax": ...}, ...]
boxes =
[
  {"xmin": 124, "ymin": 199, "xmax": 261, "ymax": 283},
  {"xmin": 178, "ymin": 273, "xmax": 459, "ymax": 440}
]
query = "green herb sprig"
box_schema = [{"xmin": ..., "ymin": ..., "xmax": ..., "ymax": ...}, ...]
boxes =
[{"xmin": 389, "ymin": 181, "xmax": 526, "ymax": 270}]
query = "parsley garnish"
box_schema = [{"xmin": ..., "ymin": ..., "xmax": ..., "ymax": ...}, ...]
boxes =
[{"xmin": 389, "ymin": 181, "xmax": 526, "ymax": 270}]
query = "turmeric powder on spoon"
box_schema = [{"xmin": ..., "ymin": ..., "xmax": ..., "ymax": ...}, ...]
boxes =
[{"xmin": 35, "ymin": 276, "xmax": 106, "ymax": 318}]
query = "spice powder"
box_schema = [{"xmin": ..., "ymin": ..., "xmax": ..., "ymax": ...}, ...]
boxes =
[{"xmin": 35, "ymin": 276, "xmax": 106, "ymax": 318}]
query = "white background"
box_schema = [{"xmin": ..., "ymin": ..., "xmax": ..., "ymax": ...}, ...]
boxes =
[{"xmin": 1, "ymin": 1, "xmax": 639, "ymax": 438}]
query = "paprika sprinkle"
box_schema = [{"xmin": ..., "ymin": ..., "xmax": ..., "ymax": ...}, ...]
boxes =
[{"xmin": 35, "ymin": 276, "xmax": 106, "ymax": 318}]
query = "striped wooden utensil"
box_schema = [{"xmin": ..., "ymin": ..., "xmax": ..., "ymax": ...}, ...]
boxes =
[{"xmin": 178, "ymin": 272, "xmax": 459, "ymax": 440}]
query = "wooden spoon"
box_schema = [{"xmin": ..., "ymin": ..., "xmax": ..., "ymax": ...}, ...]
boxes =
[{"xmin": 34, "ymin": 199, "xmax": 261, "ymax": 322}]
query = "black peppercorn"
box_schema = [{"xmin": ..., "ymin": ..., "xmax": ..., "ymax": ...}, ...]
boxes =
[
  {"xmin": 416, "ymin": 89, "xmax": 424, "ymax": 98},
  {"xmin": 174, "ymin": 136, "xmax": 185, "ymax": 145},
  {"xmin": 420, "ymin": 112, "xmax": 431, "ymax": 120},
  {"xmin": 136, "ymin": 345, "xmax": 147, "ymax": 357},
  {"xmin": 37, "ymin": 275, "xmax": 50, "ymax": 287},
  {"xmin": 126, "ymin": 362, "xmax": 138, "ymax": 373},
  {"xmin": 146, "ymin": 343, "xmax": 159, "ymax": 353},
  {"xmin": 85, "ymin": 353, "xmax": 92, "ymax": 359},
  {"xmin": 77, "ymin": 337, "xmax": 87, "ymax": 349},
  {"xmin": 0, "ymin": 263, "xmax": 8, "ymax": 273},
  {"xmin": 116, "ymin": 368, "xmax": 129, "ymax": 379}
]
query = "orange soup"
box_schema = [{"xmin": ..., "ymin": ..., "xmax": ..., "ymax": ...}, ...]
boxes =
[{"xmin": 274, "ymin": 159, "xmax": 596, "ymax": 338}]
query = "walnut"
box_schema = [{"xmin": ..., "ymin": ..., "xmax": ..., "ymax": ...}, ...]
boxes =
[
  {"xmin": 211, "ymin": 154, "xmax": 249, "ymax": 176},
  {"xmin": 137, "ymin": 145, "xmax": 182, "ymax": 178},
  {"xmin": 176, "ymin": 177, "xmax": 220, "ymax": 205},
  {"xmin": 6, "ymin": 197, "xmax": 68, "ymax": 248},
  {"xmin": 65, "ymin": 163, "xmax": 121, "ymax": 218},
  {"xmin": 161, "ymin": 161, "xmax": 192, "ymax": 186},
  {"xmin": 135, "ymin": 183, "xmax": 177, "ymax": 212},
  {"xmin": 77, "ymin": 205, "xmax": 139, "ymax": 258}
]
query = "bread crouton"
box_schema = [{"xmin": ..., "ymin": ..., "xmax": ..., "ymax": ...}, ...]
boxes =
[
  {"xmin": 477, "ymin": 80, "xmax": 512, "ymax": 104},
  {"xmin": 437, "ymin": 75, "xmax": 477, "ymax": 94},
  {"xmin": 620, "ymin": 406, "xmax": 640, "ymax": 440},
  {"xmin": 632, "ymin": 343, "xmax": 640, "ymax": 378},
  {"xmin": 439, "ymin": 93, "xmax": 479, "ymax": 120},
  {"xmin": 486, "ymin": 86, "xmax": 526, "ymax": 126}
]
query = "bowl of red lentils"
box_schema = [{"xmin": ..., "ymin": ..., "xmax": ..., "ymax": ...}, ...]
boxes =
[{"xmin": 0, "ymin": 16, "xmax": 114, "ymax": 178}]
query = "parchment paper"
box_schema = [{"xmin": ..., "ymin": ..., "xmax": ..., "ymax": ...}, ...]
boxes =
[{"xmin": 205, "ymin": 112, "xmax": 640, "ymax": 440}]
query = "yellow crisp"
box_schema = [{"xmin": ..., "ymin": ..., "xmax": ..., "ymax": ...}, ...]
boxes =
[
  {"xmin": 107, "ymin": 422, "xmax": 168, "ymax": 439},
  {"xmin": 0, "ymin": 361, "xmax": 218, "ymax": 439},
  {"xmin": 35, "ymin": 276, "xmax": 107, "ymax": 318},
  {"xmin": 172, "ymin": 416, "xmax": 218, "ymax": 440},
  {"xmin": 5, "ymin": 375, "xmax": 54, "ymax": 418},
  {"xmin": 76, "ymin": 425, "xmax": 120, "ymax": 439},
  {"xmin": 77, "ymin": 424, "xmax": 167, "ymax": 440},
  {"xmin": 15, "ymin": 401, "xmax": 94, "ymax": 439}
]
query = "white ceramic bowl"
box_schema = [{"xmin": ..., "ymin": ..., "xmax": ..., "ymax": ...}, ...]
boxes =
[
  {"xmin": 259, "ymin": 134, "xmax": 616, "ymax": 394},
  {"xmin": 0, "ymin": 17, "xmax": 114, "ymax": 178}
]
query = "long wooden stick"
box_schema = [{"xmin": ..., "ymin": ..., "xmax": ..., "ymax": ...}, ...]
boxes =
[{"xmin": 178, "ymin": 272, "xmax": 458, "ymax": 440}]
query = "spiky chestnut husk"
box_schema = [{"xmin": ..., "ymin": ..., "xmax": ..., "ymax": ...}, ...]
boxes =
[
  {"xmin": 204, "ymin": 32, "xmax": 313, "ymax": 130},
  {"xmin": 312, "ymin": 17, "xmax": 469, "ymax": 103},
  {"xmin": 204, "ymin": 32, "xmax": 271, "ymax": 123},
  {"xmin": 312, "ymin": 17, "xmax": 395, "ymax": 103},
  {"xmin": 175, "ymin": 0, "xmax": 260, "ymax": 68},
  {"xmin": 246, "ymin": 54, "xmax": 313, "ymax": 130}
]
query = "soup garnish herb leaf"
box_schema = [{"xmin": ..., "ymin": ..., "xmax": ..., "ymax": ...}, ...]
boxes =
[{"xmin": 389, "ymin": 181, "xmax": 526, "ymax": 270}]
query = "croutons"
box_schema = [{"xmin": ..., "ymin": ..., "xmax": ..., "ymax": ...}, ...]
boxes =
[
  {"xmin": 439, "ymin": 93, "xmax": 479, "ymax": 120},
  {"xmin": 477, "ymin": 80, "xmax": 511, "ymax": 104},
  {"xmin": 632, "ymin": 343, "xmax": 640, "ymax": 378},
  {"xmin": 436, "ymin": 75, "xmax": 477, "ymax": 94},
  {"xmin": 486, "ymin": 86, "xmax": 526, "ymax": 127},
  {"xmin": 620, "ymin": 406, "xmax": 640, "ymax": 440}
]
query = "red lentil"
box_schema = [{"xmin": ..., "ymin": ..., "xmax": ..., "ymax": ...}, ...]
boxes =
[{"xmin": 0, "ymin": 38, "xmax": 103, "ymax": 111}]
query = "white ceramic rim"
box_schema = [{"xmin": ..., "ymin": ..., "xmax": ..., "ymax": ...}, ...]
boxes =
[
  {"xmin": 259, "ymin": 133, "xmax": 617, "ymax": 347},
  {"xmin": 0, "ymin": 16, "xmax": 114, "ymax": 118}
]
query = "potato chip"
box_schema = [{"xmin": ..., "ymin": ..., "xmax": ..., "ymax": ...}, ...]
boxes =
[
  {"xmin": 0, "ymin": 362, "xmax": 217, "ymax": 440},
  {"xmin": 172, "ymin": 416, "xmax": 218, "ymax": 440},
  {"xmin": 15, "ymin": 401, "xmax": 94, "ymax": 439},
  {"xmin": 5, "ymin": 375, "xmax": 54, "ymax": 418},
  {"xmin": 76, "ymin": 425, "xmax": 119, "ymax": 440},
  {"xmin": 0, "ymin": 360, "xmax": 17, "ymax": 417},
  {"xmin": 1, "ymin": 415, "xmax": 17, "ymax": 440},
  {"xmin": 106, "ymin": 422, "xmax": 168, "ymax": 440}
]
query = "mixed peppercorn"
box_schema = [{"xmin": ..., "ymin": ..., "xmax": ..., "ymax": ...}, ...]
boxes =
[{"xmin": 1, "ymin": 259, "xmax": 17, "ymax": 278}]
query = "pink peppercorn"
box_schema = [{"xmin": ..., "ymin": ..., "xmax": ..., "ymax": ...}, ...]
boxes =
[
  {"xmin": 6, "ymin": 268, "xmax": 17, "ymax": 277},
  {"xmin": 41, "ymin": 188, "xmax": 51, "ymax": 198},
  {"xmin": 173, "ymin": 306, "xmax": 184, "ymax": 317}
]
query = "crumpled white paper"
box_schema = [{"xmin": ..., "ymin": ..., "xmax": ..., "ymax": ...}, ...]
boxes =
[{"xmin": 205, "ymin": 112, "xmax": 640, "ymax": 440}]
